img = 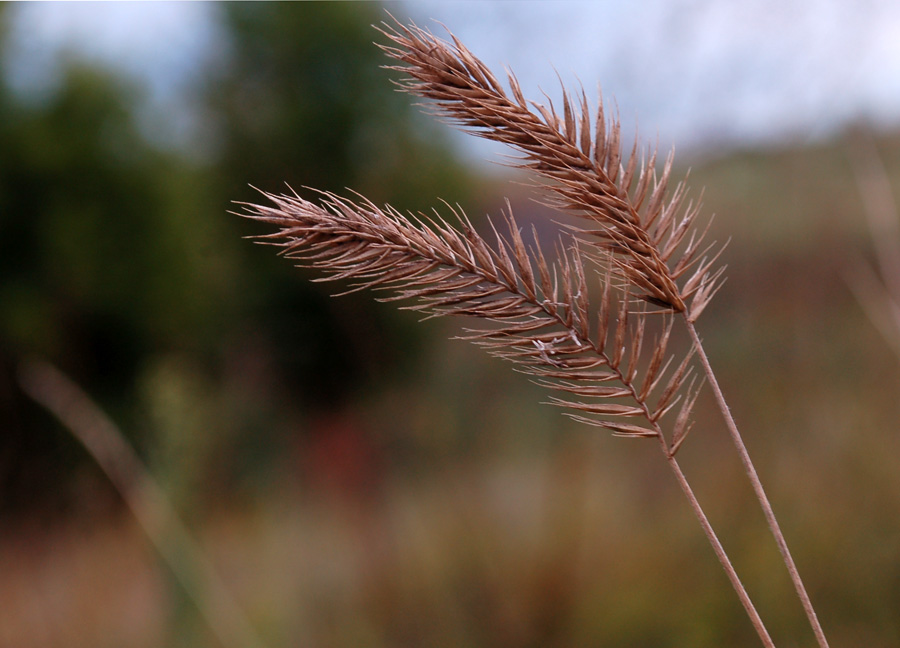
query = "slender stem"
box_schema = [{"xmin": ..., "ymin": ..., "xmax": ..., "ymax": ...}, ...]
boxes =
[
  {"xmin": 685, "ymin": 317, "xmax": 829, "ymax": 648},
  {"xmin": 18, "ymin": 359, "xmax": 268, "ymax": 648},
  {"xmin": 656, "ymin": 435, "xmax": 775, "ymax": 647}
]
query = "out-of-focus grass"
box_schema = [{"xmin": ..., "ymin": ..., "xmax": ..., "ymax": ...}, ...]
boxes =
[
  {"xmin": 0, "ymin": 516, "xmax": 166, "ymax": 648},
  {"xmin": 0, "ymin": 436, "xmax": 766, "ymax": 647},
  {"xmin": 5, "ymin": 131, "xmax": 900, "ymax": 646}
]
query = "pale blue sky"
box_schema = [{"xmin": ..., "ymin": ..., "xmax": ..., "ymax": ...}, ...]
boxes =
[
  {"xmin": 409, "ymin": 0, "xmax": 900, "ymax": 157},
  {"xmin": 6, "ymin": 1, "xmax": 900, "ymax": 161}
]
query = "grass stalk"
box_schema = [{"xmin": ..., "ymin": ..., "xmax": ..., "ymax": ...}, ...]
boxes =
[
  {"xmin": 18, "ymin": 359, "xmax": 267, "ymax": 648},
  {"xmin": 685, "ymin": 319, "xmax": 830, "ymax": 648},
  {"xmin": 236, "ymin": 15, "xmax": 832, "ymax": 645},
  {"xmin": 845, "ymin": 136, "xmax": 900, "ymax": 363},
  {"xmin": 659, "ymin": 435, "xmax": 775, "ymax": 647}
]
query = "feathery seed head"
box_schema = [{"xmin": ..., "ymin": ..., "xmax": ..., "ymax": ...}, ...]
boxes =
[
  {"xmin": 377, "ymin": 17, "xmax": 724, "ymax": 320},
  {"xmin": 235, "ymin": 16, "xmax": 719, "ymax": 449}
]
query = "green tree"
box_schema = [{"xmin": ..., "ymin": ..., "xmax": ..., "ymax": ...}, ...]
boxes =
[
  {"xmin": 0, "ymin": 59, "xmax": 232, "ymax": 512},
  {"xmin": 0, "ymin": 2, "xmax": 477, "ymax": 513},
  {"xmin": 209, "ymin": 2, "xmax": 477, "ymax": 409}
]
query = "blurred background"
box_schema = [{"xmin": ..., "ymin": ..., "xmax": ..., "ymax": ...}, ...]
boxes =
[{"xmin": 2, "ymin": 2, "xmax": 900, "ymax": 646}]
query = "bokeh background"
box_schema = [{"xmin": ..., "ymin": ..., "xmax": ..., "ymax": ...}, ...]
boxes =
[{"xmin": 2, "ymin": 2, "xmax": 900, "ymax": 646}]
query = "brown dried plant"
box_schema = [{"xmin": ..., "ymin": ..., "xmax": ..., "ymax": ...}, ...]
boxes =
[
  {"xmin": 846, "ymin": 135, "xmax": 900, "ymax": 363},
  {"xmin": 236, "ymin": 17, "xmax": 829, "ymax": 647}
]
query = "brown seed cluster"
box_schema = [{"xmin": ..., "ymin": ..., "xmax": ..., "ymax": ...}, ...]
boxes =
[{"xmin": 377, "ymin": 19, "xmax": 724, "ymax": 320}]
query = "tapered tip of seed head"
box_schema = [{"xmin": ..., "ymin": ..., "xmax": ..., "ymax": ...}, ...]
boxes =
[{"xmin": 372, "ymin": 14, "xmax": 725, "ymax": 321}]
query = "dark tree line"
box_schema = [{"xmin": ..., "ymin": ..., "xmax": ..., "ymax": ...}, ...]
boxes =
[{"xmin": 0, "ymin": 3, "xmax": 477, "ymax": 516}]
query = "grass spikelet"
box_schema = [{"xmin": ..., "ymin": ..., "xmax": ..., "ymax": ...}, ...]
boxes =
[
  {"xmin": 376, "ymin": 18, "xmax": 725, "ymax": 317},
  {"xmin": 236, "ymin": 16, "xmax": 831, "ymax": 648}
]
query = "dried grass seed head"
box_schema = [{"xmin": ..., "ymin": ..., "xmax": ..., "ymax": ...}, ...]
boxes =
[{"xmin": 377, "ymin": 17, "xmax": 725, "ymax": 320}]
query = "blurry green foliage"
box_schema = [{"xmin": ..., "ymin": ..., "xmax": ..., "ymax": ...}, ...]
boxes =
[
  {"xmin": 213, "ymin": 3, "xmax": 473, "ymax": 207},
  {"xmin": 212, "ymin": 3, "xmax": 478, "ymax": 414},
  {"xmin": 0, "ymin": 3, "xmax": 476, "ymax": 514}
]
